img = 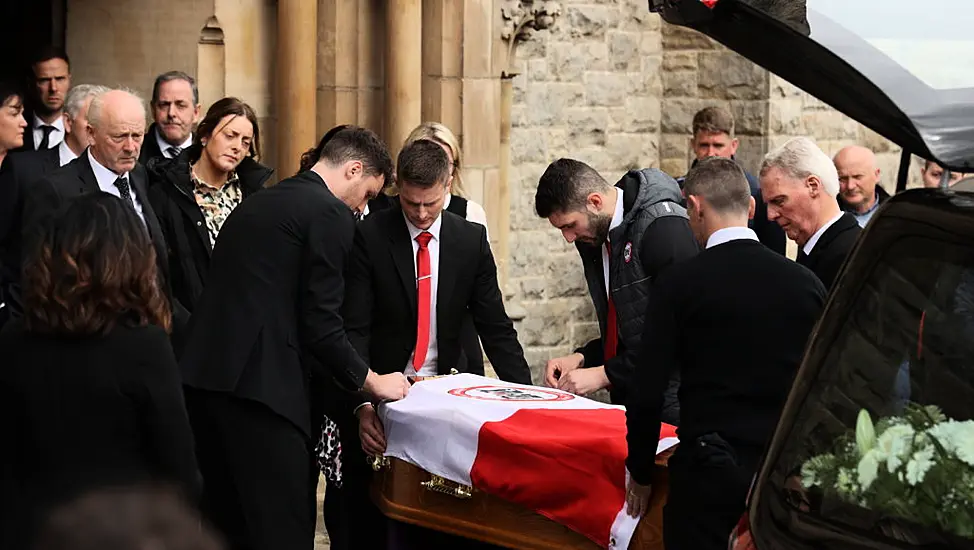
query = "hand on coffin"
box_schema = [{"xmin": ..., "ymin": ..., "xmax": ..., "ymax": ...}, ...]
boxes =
[
  {"xmin": 363, "ymin": 370, "xmax": 410, "ymax": 402},
  {"xmin": 556, "ymin": 366, "xmax": 610, "ymax": 396},
  {"xmin": 544, "ymin": 353, "xmax": 585, "ymax": 387},
  {"xmin": 625, "ymin": 478, "xmax": 653, "ymax": 518},
  {"xmin": 356, "ymin": 404, "xmax": 387, "ymax": 456}
]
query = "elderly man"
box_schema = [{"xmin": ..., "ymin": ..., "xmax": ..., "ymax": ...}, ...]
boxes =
[
  {"xmin": 140, "ymin": 71, "xmax": 201, "ymax": 164},
  {"xmin": 760, "ymin": 137, "xmax": 861, "ymax": 290},
  {"xmin": 833, "ymin": 145, "xmax": 890, "ymax": 227},
  {"xmin": 625, "ymin": 157, "xmax": 825, "ymax": 550}
]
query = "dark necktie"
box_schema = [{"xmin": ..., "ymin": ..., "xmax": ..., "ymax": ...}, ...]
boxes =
[
  {"xmin": 166, "ymin": 146, "xmax": 182, "ymax": 158},
  {"xmin": 413, "ymin": 231, "xmax": 434, "ymax": 371},
  {"xmin": 114, "ymin": 176, "xmax": 134, "ymax": 206},
  {"xmin": 604, "ymin": 241, "xmax": 619, "ymax": 362},
  {"xmin": 38, "ymin": 125, "xmax": 56, "ymax": 150}
]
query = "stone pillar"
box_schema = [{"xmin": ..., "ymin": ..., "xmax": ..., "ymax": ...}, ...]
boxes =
[
  {"xmin": 277, "ymin": 0, "xmax": 317, "ymax": 177},
  {"xmin": 386, "ymin": 0, "xmax": 422, "ymax": 157}
]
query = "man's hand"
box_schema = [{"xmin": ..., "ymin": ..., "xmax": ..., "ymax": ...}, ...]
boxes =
[
  {"xmin": 544, "ymin": 353, "xmax": 585, "ymax": 387},
  {"xmin": 357, "ymin": 404, "xmax": 387, "ymax": 456},
  {"xmin": 625, "ymin": 478, "xmax": 653, "ymax": 518},
  {"xmin": 557, "ymin": 366, "xmax": 610, "ymax": 396},
  {"xmin": 362, "ymin": 370, "xmax": 410, "ymax": 402}
]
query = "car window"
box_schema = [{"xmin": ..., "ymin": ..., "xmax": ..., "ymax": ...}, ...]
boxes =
[{"xmin": 773, "ymin": 233, "xmax": 974, "ymax": 544}]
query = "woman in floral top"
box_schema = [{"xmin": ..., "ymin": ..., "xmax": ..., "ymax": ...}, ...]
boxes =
[{"xmin": 147, "ymin": 97, "xmax": 274, "ymax": 321}]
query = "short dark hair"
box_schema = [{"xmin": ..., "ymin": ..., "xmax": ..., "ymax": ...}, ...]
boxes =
[
  {"xmin": 396, "ymin": 139, "xmax": 450, "ymax": 189},
  {"xmin": 34, "ymin": 485, "xmax": 224, "ymax": 550},
  {"xmin": 151, "ymin": 71, "xmax": 199, "ymax": 105},
  {"xmin": 683, "ymin": 156, "xmax": 751, "ymax": 216},
  {"xmin": 0, "ymin": 79, "xmax": 23, "ymax": 110},
  {"xmin": 24, "ymin": 193, "xmax": 171, "ymax": 336},
  {"xmin": 192, "ymin": 96, "xmax": 261, "ymax": 160},
  {"xmin": 535, "ymin": 158, "xmax": 610, "ymax": 218},
  {"xmin": 30, "ymin": 46, "xmax": 70, "ymax": 71},
  {"xmin": 298, "ymin": 124, "xmax": 350, "ymax": 175},
  {"xmin": 692, "ymin": 106, "xmax": 734, "ymax": 137},
  {"xmin": 316, "ymin": 125, "xmax": 394, "ymax": 189}
]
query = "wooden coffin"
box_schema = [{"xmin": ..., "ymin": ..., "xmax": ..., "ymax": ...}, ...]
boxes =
[{"xmin": 371, "ymin": 449, "xmax": 672, "ymax": 550}]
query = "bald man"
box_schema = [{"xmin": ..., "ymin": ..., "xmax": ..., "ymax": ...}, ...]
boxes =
[
  {"xmin": 21, "ymin": 88, "xmax": 177, "ymax": 320},
  {"xmin": 833, "ymin": 145, "xmax": 890, "ymax": 227}
]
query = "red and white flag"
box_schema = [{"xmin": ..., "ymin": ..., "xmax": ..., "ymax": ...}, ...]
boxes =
[{"xmin": 378, "ymin": 374, "xmax": 678, "ymax": 549}]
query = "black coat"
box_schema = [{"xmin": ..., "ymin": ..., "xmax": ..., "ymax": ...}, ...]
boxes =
[
  {"xmin": 146, "ymin": 149, "xmax": 273, "ymax": 313},
  {"xmin": 797, "ymin": 212, "xmax": 862, "ymax": 290},
  {"xmin": 179, "ymin": 170, "xmax": 369, "ymax": 438},
  {"xmin": 0, "ymin": 321, "xmax": 200, "ymax": 549}
]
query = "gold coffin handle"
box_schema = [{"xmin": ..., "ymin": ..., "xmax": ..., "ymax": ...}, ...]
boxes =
[
  {"xmin": 421, "ymin": 474, "xmax": 473, "ymax": 499},
  {"xmin": 368, "ymin": 455, "xmax": 390, "ymax": 471}
]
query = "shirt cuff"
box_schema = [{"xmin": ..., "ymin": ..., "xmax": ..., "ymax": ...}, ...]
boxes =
[{"xmin": 353, "ymin": 402, "xmax": 373, "ymax": 416}]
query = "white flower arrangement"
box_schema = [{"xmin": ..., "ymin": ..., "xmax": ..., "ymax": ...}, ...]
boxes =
[{"xmin": 801, "ymin": 404, "xmax": 974, "ymax": 539}]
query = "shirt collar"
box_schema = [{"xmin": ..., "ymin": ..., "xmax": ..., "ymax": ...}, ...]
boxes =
[
  {"xmin": 191, "ymin": 164, "xmax": 239, "ymax": 192},
  {"xmin": 156, "ymin": 127, "xmax": 193, "ymax": 157},
  {"xmin": 403, "ymin": 211, "xmax": 443, "ymax": 242},
  {"xmin": 57, "ymin": 140, "xmax": 77, "ymax": 166},
  {"xmin": 607, "ymin": 187, "xmax": 625, "ymax": 242},
  {"xmin": 87, "ymin": 149, "xmax": 128, "ymax": 185},
  {"xmin": 33, "ymin": 114, "xmax": 65, "ymax": 133},
  {"xmin": 803, "ymin": 211, "xmax": 845, "ymax": 256},
  {"xmin": 706, "ymin": 226, "xmax": 758, "ymax": 249}
]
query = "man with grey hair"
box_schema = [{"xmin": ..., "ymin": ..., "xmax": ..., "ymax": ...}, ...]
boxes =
[
  {"xmin": 140, "ymin": 71, "xmax": 201, "ymax": 164},
  {"xmin": 760, "ymin": 136, "xmax": 861, "ymax": 289},
  {"xmin": 625, "ymin": 156, "xmax": 825, "ymax": 550}
]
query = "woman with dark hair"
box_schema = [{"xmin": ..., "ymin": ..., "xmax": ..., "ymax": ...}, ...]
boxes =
[
  {"xmin": 147, "ymin": 96, "xmax": 274, "ymax": 314},
  {"xmin": 0, "ymin": 81, "xmax": 28, "ymax": 327},
  {"xmin": 0, "ymin": 193, "xmax": 201, "ymax": 549}
]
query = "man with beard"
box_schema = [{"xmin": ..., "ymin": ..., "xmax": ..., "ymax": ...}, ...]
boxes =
[
  {"xmin": 18, "ymin": 47, "xmax": 72, "ymax": 152},
  {"xmin": 140, "ymin": 71, "xmax": 201, "ymax": 165},
  {"xmin": 534, "ymin": 159, "xmax": 698, "ymax": 423}
]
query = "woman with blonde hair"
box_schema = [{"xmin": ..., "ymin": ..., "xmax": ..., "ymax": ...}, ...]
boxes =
[
  {"xmin": 403, "ymin": 121, "xmax": 488, "ymax": 377},
  {"xmin": 404, "ymin": 121, "xmax": 490, "ymax": 237}
]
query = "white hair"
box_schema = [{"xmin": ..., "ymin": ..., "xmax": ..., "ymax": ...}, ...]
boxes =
[
  {"xmin": 87, "ymin": 87, "xmax": 147, "ymax": 130},
  {"xmin": 760, "ymin": 136, "xmax": 840, "ymax": 196},
  {"xmin": 64, "ymin": 84, "xmax": 110, "ymax": 120}
]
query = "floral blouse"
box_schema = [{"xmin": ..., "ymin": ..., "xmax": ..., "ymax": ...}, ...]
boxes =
[{"xmin": 190, "ymin": 166, "xmax": 242, "ymax": 248}]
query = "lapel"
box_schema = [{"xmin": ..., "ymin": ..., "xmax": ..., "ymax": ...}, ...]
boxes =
[
  {"xmin": 436, "ymin": 212, "xmax": 459, "ymax": 326},
  {"xmin": 129, "ymin": 165, "xmax": 165, "ymax": 247},
  {"xmin": 43, "ymin": 146, "xmax": 60, "ymax": 171},
  {"xmin": 74, "ymin": 151, "xmax": 101, "ymax": 195},
  {"xmin": 388, "ymin": 210, "xmax": 418, "ymax": 317},
  {"xmin": 809, "ymin": 213, "xmax": 855, "ymax": 264}
]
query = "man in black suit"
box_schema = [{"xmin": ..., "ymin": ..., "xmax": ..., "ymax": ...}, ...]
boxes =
[
  {"xmin": 1, "ymin": 84, "xmax": 107, "ymax": 317},
  {"xmin": 17, "ymin": 47, "xmax": 71, "ymax": 153},
  {"xmin": 139, "ymin": 71, "xmax": 200, "ymax": 165},
  {"xmin": 340, "ymin": 138, "xmax": 530, "ymax": 549},
  {"xmin": 625, "ymin": 157, "xmax": 826, "ymax": 550},
  {"xmin": 178, "ymin": 125, "xmax": 411, "ymax": 550},
  {"xmin": 759, "ymin": 136, "xmax": 861, "ymax": 290}
]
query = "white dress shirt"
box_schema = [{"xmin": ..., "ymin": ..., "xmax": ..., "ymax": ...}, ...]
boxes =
[
  {"xmin": 87, "ymin": 150, "xmax": 147, "ymax": 226},
  {"xmin": 57, "ymin": 141, "xmax": 77, "ymax": 167},
  {"xmin": 803, "ymin": 211, "xmax": 845, "ymax": 256},
  {"xmin": 602, "ymin": 188, "xmax": 625, "ymax": 299},
  {"xmin": 32, "ymin": 114, "xmax": 64, "ymax": 149},
  {"xmin": 705, "ymin": 226, "xmax": 759, "ymax": 249},
  {"xmin": 403, "ymin": 212, "xmax": 443, "ymax": 377},
  {"xmin": 156, "ymin": 129, "xmax": 193, "ymax": 158}
]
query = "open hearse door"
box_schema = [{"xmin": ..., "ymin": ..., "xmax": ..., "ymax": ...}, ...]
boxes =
[{"xmin": 649, "ymin": 1, "xmax": 974, "ymax": 549}]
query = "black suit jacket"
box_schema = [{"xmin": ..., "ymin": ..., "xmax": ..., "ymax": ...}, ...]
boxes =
[
  {"xmin": 0, "ymin": 321, "xmax": 200, "ymax": 548},
  {"xmin": 138, "ymin": 123, "xmax": 166, "ymax": 166},
  {"xmin": 344, "ymin": 207, "xmax": 532, "ymax": 394},
  {"xmin": 798, "ymin": 212, "xmax": 862, "ymax": 290},
  {"xmin": 179, "ymin": 170, "xmax": 369, "ymax": 438},
  {"xmin": 0, "ymin": 147, "xmax": 61, "ymax": 317}
]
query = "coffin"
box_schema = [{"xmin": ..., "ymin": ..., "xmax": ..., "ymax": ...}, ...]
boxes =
[
  {"xmin": 371, "ymin": 450, "xmax": 672, "ymax": 550},
  {"xmin": 368, "ymin": 374, "xmax": 677, "ymax": 549}
]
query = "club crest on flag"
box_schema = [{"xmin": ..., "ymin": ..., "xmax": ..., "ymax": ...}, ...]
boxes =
[
  {"xmin": 623, "ymin": 242, "xmax": 633, "ymax": 263},
  {"xmin": 448, "ymin": 385, "xmax": 575, "ymax": 402}
]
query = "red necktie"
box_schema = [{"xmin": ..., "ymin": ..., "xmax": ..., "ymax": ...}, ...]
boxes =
[
  {"xmin": 413, "ymin": 231, "xmax": 434, "ymax": 371},
  {"xmin": 604, "ymin": 241, "xmax": 618, "ymax": 362}
]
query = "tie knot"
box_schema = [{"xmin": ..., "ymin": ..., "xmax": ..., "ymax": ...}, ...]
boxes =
[
  {"xmin": 415, "ymin": 231, "xmax": 433, "ymax": 248},
  {"xmin": 40, "ymin": 125, "xmax": 55, "ymax": 135},
  {"xmin": 167, "ymin": 146, "xmax": 182, "ymax": 157}
]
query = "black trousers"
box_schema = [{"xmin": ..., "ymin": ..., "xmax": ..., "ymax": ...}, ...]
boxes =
[
  {"xmin": 185, "ymin": 388, "xmax": 318, "ymax": 550},
  {"xmin": 663, "ymin": 434, "xmax": 759, "ymax": 550}
]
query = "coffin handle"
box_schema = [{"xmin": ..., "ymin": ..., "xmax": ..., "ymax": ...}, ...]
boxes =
[{"xmin": 421, "ymin": 474, "xmax": 474, "ymax": 499}]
